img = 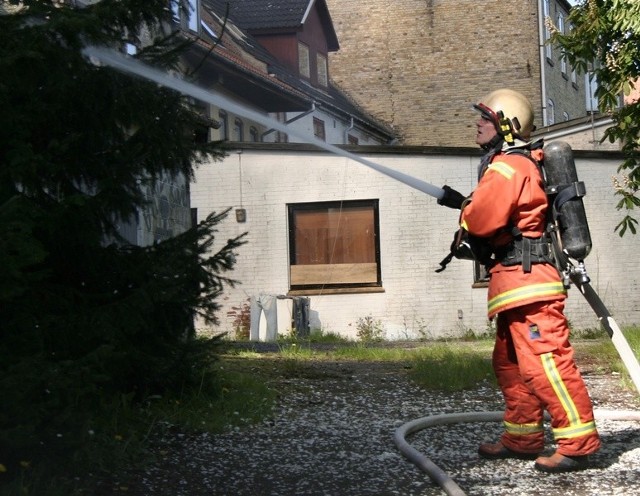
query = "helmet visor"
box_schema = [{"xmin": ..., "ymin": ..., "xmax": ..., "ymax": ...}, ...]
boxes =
[{"xmin": 472, "ymin": 103, "xmax": 499, "ymax": 126}]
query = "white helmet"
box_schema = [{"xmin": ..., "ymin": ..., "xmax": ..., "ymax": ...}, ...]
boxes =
[{"xmin": 473, "ymin": 89, "xmax": 535, "ymax": 140}]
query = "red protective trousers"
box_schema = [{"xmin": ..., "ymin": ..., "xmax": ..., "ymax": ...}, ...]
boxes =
[{"xmin": 494, "ymin": 299, "xmax": 601, "ymax": 456}]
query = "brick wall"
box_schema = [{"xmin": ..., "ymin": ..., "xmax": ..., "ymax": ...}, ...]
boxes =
[{"xmin": 325, "ymin": 0, "xmax": 594, "ymax": 146}]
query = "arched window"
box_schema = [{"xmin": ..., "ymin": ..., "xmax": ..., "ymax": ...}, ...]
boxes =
[
  {"xmin": 233, "ymin": 118, "xmax": 244, "ymax": 141},
  {"xmin": 218, "ymin": 110, "xmax": 228, "ymax": 140},
  {"xmin": 547, "ymin": 99, "xmax": 555, "ymax": 125}
]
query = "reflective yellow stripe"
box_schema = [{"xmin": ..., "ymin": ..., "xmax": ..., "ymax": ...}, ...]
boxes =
[
  {"xmin": 541, "ymin": 352, "xmax": 598, "ymax": 440},
  {"xmin": 504, "ymin": 420, "xmax": 544, "ymax": 436},
  {"xmin": 541, "ymin": 352, "xmax": 580, "ymax": 425},
  {"xmin": 552, "ymin": 420, "xmax": 598, "ymax": 440},
  {"xmin": 487, "ymin": 161, "xmax": 515, "ymax": 180},
  {"xmin": 488, "ymin": 282, "xmax": 566, "ymax": 314}
]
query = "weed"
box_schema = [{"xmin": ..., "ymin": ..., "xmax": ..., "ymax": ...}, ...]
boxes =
[
  {"xmin": 230, "ymin": 298, "xmax": 251, "ymax": 340},
  {"xmin": 402, "ymin": 316, "xmax": 433, "ymax": 341},
  {"xmin": 355, "ymin": 314, "xmax": 385, "ymax": 342}
]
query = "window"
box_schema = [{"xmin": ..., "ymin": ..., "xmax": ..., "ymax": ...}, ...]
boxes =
[
  {"xmin": 317, "ymin": 53, "xmax": 328, "ymax": 87},
  {"xmin": 233, "ymin": 118, "xmax": 244, "ymax": 141},
  {"xmin": 586, "ymin": 72, "xmax": 598, "ymax": 112},
  {"xmin": 544, "ymin": 0, "xmax": 552, "ymax": 60},
  {"xmin": 313, "ymin": 117, "xmax": 326, "ymax": 141},
  {"xmin": 125, "ymin": 43, "xmax": 137, "ymax": 56},
  {"xmin": 348, "ymin": 134, "xmax": 359, "ymax": 145},
  {"xmin": 569, "ymin": 22, "xmax": 578, "ymax": 86},
  {"xmin": 288, "ymin": 200, "xmax": 381, "ymax": 291},
  {"xmin": 563, "ymin": 111, "xmax": 570, "ymax": 121},
  {"xmin": 558, "ymin": 15, "xmax": 567, "ymax": 75},
  {"xmin": 187, "ymin": 0, "xmax": 199, "ymax": 32},
  {"xmin": 249, "ymin": 126, "xmax": 259, "ymax": 142},
  {"xmin": 547, "ymin": 99, "xmax": 555, "ymax": 125},
  {"xmin": 171, "ymin": 0, "xmax": 199, "ymax": 32},
  {"xmin": 474, "ymin": 262, "xmax": 490, "ymax": 285},
  {"xmin": 218, "ymin": 110, "xmax": 228, "ymax": 139},
  {"xmin": 298, "ymin": 42, "xmax": 310, "ymax": 78},
  {"xmin": 171, "ymin": 0, "xmax": 180, "ymax": 22}
]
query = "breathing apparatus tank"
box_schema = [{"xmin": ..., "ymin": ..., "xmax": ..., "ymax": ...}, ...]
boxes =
[{"xmin": 542, "ymin": 141, "xmax": 592, "ymax": 282}]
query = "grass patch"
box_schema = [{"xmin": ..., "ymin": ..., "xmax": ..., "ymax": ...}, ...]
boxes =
[
  {"xmin": 408, "ymin": 344, "xmax": 495, "ymax": 391},
  {"xmin": 148, "ymin": 367, "xmax": 278, "ymax": 434},
  {"xmin": 575, "ymin": 326, "xmax": 640, "ymax": 387}
]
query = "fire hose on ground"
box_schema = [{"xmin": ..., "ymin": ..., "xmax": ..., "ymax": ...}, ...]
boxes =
[{"xmin": 394, "ymin": 408, "xmax": 640, "ymax": 496}]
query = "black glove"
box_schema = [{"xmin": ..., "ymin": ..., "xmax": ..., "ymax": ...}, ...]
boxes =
[{"xmin": 437, "ymin": 185, "xmax": 466, "ymax": 210}]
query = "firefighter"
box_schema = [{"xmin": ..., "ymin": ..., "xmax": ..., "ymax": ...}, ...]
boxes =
[{"xmin": 438, "ymin": 89, "xmax": 601, "ymax": 472}]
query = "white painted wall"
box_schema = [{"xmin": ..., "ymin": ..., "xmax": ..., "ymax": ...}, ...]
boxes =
[{"xmin": 191, "ymin": 145, "xmax": 639, "ymax": 340}]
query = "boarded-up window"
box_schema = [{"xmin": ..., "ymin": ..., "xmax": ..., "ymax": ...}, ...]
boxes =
[{"xmin": 288, "ymin": 200, "xmax": 381, "ymax": 289}]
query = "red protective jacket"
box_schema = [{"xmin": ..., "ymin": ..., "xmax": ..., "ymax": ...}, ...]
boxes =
[
  {"xmin": 460, "ymin": 148, "xmax": 566, "ymax": 318},
  {"xmin": 461, "ymin": 146, "xmax": 600, "ymax": 456}
]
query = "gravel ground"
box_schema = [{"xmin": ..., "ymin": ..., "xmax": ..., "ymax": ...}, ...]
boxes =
[{"xmin": 93, "ymin": 345, "xmax": 640, "ymax": 496}]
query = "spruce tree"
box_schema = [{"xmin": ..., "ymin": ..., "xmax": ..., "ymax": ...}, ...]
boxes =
[{"xmin": 0, "ymin": 0, "xmax": 244, "ymax": 472}]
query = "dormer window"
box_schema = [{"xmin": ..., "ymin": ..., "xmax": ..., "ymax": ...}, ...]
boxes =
[
  {"xmin": 298, "ymin": 42, "xmax": 310, "ymax": 78},
  {"xmin": 317, "ymin": 53, "xmax": 328, "ymax": 87}
]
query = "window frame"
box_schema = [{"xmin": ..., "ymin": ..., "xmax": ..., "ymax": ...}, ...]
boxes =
[
  {"xmin": 233, "ymin": 117, "xmax": 244, "ymax": 141},
  {"xmin": 317, "ymin": 53, "xmax": 328, "ymax": 87},
  {"xmin": 218, "ymin": 110, "xmax": 228, "ymax": 140},
  {"xmin": 544, "ymin": 0, "xmax": 552, "ymax": 61},
  {"xmin": 249, "ymin": 126, "xmax": 259, "ymax": 142},
  {"xmin": 473, "ymin": 262, "xmax": 490, "ymax": 287},
  {"xmin": 172, "ymin": 0, "xmax": 199, "ymax": 32},
  {"xmin": 558, "ymin": 14, "xmax": 567, "ymax": 76},
  {"xmin": 187, "ymin": 0, "xmax": 199, "ymax": 32},
  {"xmin": 313, "ymin": 117, "xmax": 326, "ymax": 141},
  {"xmin": 298, "ymin": 42, "xmax": 310, "ymax": 79},
  {"xmin": 547, "ymin": 98, "xmax": 555, "ymax": 125},
  {"xmin": 287, "ymin": 199, "xmax": 382, "ymax": 293}
]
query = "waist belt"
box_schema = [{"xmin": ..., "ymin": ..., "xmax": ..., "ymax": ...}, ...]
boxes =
[{"xmin": 495, "ymin": 236, "xmax": 554, "ymax": 273}]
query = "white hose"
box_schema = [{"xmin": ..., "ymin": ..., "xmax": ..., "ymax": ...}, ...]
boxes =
[{"xmin": 394, "ymin": 409, "xmax": 640, "ymax": 496}]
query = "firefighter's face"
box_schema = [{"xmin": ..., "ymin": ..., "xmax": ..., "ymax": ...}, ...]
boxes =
[{"xmin": 475, "ymin": 115, "xmax": 498, "ymax": 146}]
